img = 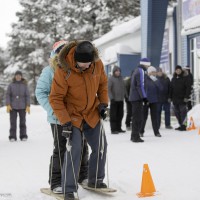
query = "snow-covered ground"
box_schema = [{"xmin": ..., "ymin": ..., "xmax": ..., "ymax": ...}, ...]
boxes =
[{"xmin": 0, "ymin": 105, "xmax": 200, "ymax": 200}]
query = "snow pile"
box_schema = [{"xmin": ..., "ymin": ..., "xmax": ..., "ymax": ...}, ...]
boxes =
[{"xmin": 187, "ymin": 104, "xmax": 200, "ymax": 128}]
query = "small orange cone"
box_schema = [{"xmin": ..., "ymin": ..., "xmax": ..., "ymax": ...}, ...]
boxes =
[
  {"xmin": 187, "ymin": 117, "xmax": 196, "ymax": 131},
  {"xmin": 198, "ymin": 128, "xmax": 200, "ymax": 135},
  {"xmin": 137, "ymin": 164, "xmax": 156, "ymax": 198}
]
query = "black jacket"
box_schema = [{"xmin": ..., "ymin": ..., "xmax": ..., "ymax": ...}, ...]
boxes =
[
  {"xmin": 157, "ymin": 74, "xmax": 170, "ymax": 103},
  {"xmin": 170, "ymin": 71, "xmax": 191, "ymax": 104}
]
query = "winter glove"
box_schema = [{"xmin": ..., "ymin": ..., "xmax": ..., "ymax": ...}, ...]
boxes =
[
  {"xmin": 98, "ymin": 104, "xmax": 108, "ymax": 120},
  {"xmin": 168, "ymin": 98, "xmax": 171, "ymax": 103},
  {"xmin": 26, "ymin": 106, "xmax": 30, "ymax": 114},
  {"xmin": 184, "ymin": 98, "xmax": 188, "ymax": 103},
  {"xmin": 143, "ymin": 98, "xmax": 148, "ymax": 105},
  {"xmin": 62, "ymin": 122, "xmax": 72, "ymax": 138},
  {"xmin": 6, "ymin": 105, "xmax": 12, "ymax": 113}
]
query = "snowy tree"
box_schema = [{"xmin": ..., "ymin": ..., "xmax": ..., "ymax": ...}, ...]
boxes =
[
  {"xmin": 61, "ymin": 0, "xmax": 138, "ymax": 40},
  {"xmin": 0, "ymin": 48, "xmax": 6, "ymax": 73},
  {"xmin": 5, "ymin": 0, "xmax": 140, "ymax": 104},
  {"xmin": 6, "ymin": 0, "xmax": 68, "ymax": 104}
]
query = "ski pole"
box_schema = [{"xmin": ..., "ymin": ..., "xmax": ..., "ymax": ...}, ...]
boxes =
[
  {"xmin": 101, "ymin": 119, "xmax": 110, "ymax": 188},
  {"xmin": 95, "ymin": 119, "xmax": 107, "ymax": 189},
  {"xmin": 49, "ymin": 125, "xmax": 56, "ymax": 189},
  {"xmin": 50, "ymin": 122, "xmax": 63, "ymax": 190},
  {"xmin": 64, "ymin": 135, "xmax": 80, "ymax": 200}
]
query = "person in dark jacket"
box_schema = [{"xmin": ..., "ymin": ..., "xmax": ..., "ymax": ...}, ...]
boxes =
[
  {"xmin": 108, "ymin": 66, "xmax": 126, "ymax": 134},
  {"xmin": 157, "ymin": 69, "xmax": 172, "ymax": 129},
  {"xmin": 6, "ymin": 71, "xmax": 30, "ymax": 141},
  {"xmin": 129, "ymin": 58, "xmax": 151, "ymax": 142},
  {"xmin": 139, "ymin": 66, "xmax": 162, "ymax": 137},
  {"xmin": 170, "ymin": 65, "xmax": 191, "ymax": 131},
  {"xmin": 183, "ymin": 66, "xmax": 194, "ymax": 111},
  {"xmin": 124, "ymin": 75, "xmax": 132, "ymax": 131}
]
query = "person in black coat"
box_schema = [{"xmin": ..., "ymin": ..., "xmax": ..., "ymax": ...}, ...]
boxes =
[
  {"xmin": 129, "ymin": 58, "xmax": 151, "ymax": 142},
  {"xmin": 157, "ymin": 69, "xmax": 172, "ymax": 129},
  {"xmin": 170, "ymin": 65, "xmax": 191, "ymax": 131},
  {"xmin": 124, "ymin": 72, "xmax": 133, "ymax": 131},
  {"xmin": 183, "ymin": 66, "xmax": 194, "ymax": 111}
]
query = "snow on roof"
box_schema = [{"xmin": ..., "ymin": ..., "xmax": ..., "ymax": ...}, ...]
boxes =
[
  {"xmin": 182, "ymin": 15, "xmax": 200, "ymax": 36},
  {"xmin": 93, "ymin": 16, "xmax": 141, "ymax": 47},
  {"xmin": 104, "ymin": 43, "xmax": 136, "ymax": 64}
]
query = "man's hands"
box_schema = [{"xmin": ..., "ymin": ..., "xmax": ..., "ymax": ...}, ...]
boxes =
[
  {"xmin": 98, "ymin": 103, "xmax": 108, "ymax": 120},
  {"xmin": 143, "ymin": 98, "xmax": 148, "ymax": 105},
  {"xmin": 62, "ymin": 122, "xmax": 72, "ymax": 138}
]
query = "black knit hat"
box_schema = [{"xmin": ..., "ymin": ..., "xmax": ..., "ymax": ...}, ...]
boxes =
[
  {"xmin": 74, "ymin": 41, "xmax": 94, "ymax": 63},
  {"xmin": 15, "ymin": 70, "xmax": 22, "ymax": 76},
  {"xmin": 175, "ymin": 65, "xmax": 182, "ymax": 70}
]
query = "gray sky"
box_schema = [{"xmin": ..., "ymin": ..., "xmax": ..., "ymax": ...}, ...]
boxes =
[{"xmin": 0, "ymin": 0, "xmax": 21, "ymax": 48}]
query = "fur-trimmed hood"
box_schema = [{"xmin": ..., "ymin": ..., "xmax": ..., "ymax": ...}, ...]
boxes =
[
  {"xmin": 49, "ymin": 54, "xmax": 59, "ymax": 71},
  {"xmin": 173, "ymin": 69, "xmax": 189, "ymax": 78},
  {"xmin": 12, "ymin": 78, "xmax": 27, "ymax": 84},
  {"xmin": 57, "ymin": 40, "xmax": 100, "ymax": 72}
]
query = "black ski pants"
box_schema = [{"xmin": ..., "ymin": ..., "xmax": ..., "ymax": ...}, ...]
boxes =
[
  {"xmin": 49, "ymin": 124, "xmax": 66, "ymax": 190},
  {"xmin": 131, "ymin": 101, "xmax": 143, "ymax": 140},
  {"xmin": 125, "ymin": 100, "xmax": 132, "ymax": 127},
  {"xmin": 9, "ymin": 109, "xmax": 27, "ymax": 140},
  {"xmin": 140, "ymin": 103, "xmax": 159, "ymax": 135},
  {"xmin": 173, "ymin": 103, "xmax": 187, "ymax": 126},
  {"xmin": 110, "ymin": 101, "xmax": 124, "ymax": 132}
]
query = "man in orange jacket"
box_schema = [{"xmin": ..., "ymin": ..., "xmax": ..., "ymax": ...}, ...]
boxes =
[{"xmin": 49, "ymin": 40, "xmax": 108, "ymax": 200}]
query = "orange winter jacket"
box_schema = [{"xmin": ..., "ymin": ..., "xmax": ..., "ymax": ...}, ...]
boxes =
[{"xmin": 49, "ymin": 41, "xmax": 108, "ymax": 128}]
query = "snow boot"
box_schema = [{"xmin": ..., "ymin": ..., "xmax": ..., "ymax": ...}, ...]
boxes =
[
  {"xmin": 88, "ymin": 181, "xmax": 107, "ymax": 188},
  {"xmin": 52, "ymin": 186, "xmax": 62, "ymax": 194},
  {"xmin": 64, "ymin": 192, "xmax": 75, "ymax": 200},
  {"xmin": 131, "ymin": 137, "xmax": 144, "ymax": 143}
]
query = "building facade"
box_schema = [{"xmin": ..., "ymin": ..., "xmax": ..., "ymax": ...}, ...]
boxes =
[{"xmin": 93, "ymin": 0, "xmax": 200, "ymax": 103}]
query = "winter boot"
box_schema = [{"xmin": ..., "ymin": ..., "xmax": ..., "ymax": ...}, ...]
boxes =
[
  {"xmin": 165, "ymin": 125, "xmax": 173, "ymax": 129},
  {"xmin": 64, "ymin": 192, "xmax": 75, "ymax": 200},
  {"xmin": 180, "ymin": 125, "xmax": 186, "ymax": 131},
  {"xmin": 111, "ymin": 131, "xmax": 119, "ymax": 134},
  {"xmin": 131, "ymin": 137, "xmax": 144, "ymax": 143},
  {"xmin": 175, "ymin": 126, "xmax": 181, "ymax": 130},
  {"xmin": 88, "ymin": 181, "xmax": 107, "ymax": 188},
  {"xmin": 52, "ymin": 186, "xmax": 62, "ymax": 194},
  {"xmin": 155, "ymin": 133, "xmax": 162, "ymax": 137},
  {"xmin": 118, "ymin": 129, "xmax": 126, "ymax": 133}
]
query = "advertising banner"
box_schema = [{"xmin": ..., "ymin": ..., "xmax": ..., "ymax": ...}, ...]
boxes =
[{"xmin": 182, "ymin": 0, "xmax": 200, "ymax": 22}]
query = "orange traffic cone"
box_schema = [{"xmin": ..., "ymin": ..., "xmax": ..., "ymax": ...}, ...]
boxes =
[
  {"xmin": 198, "ymin": 128, "xmax": 200, "ymax": 135},
  {"xmin": 137, "ymin": 164, "xmax": 156, "ymax": 198},
  {"xmin": 187, "ymin": 117, "xmax": 196, "ymax": 131}
]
